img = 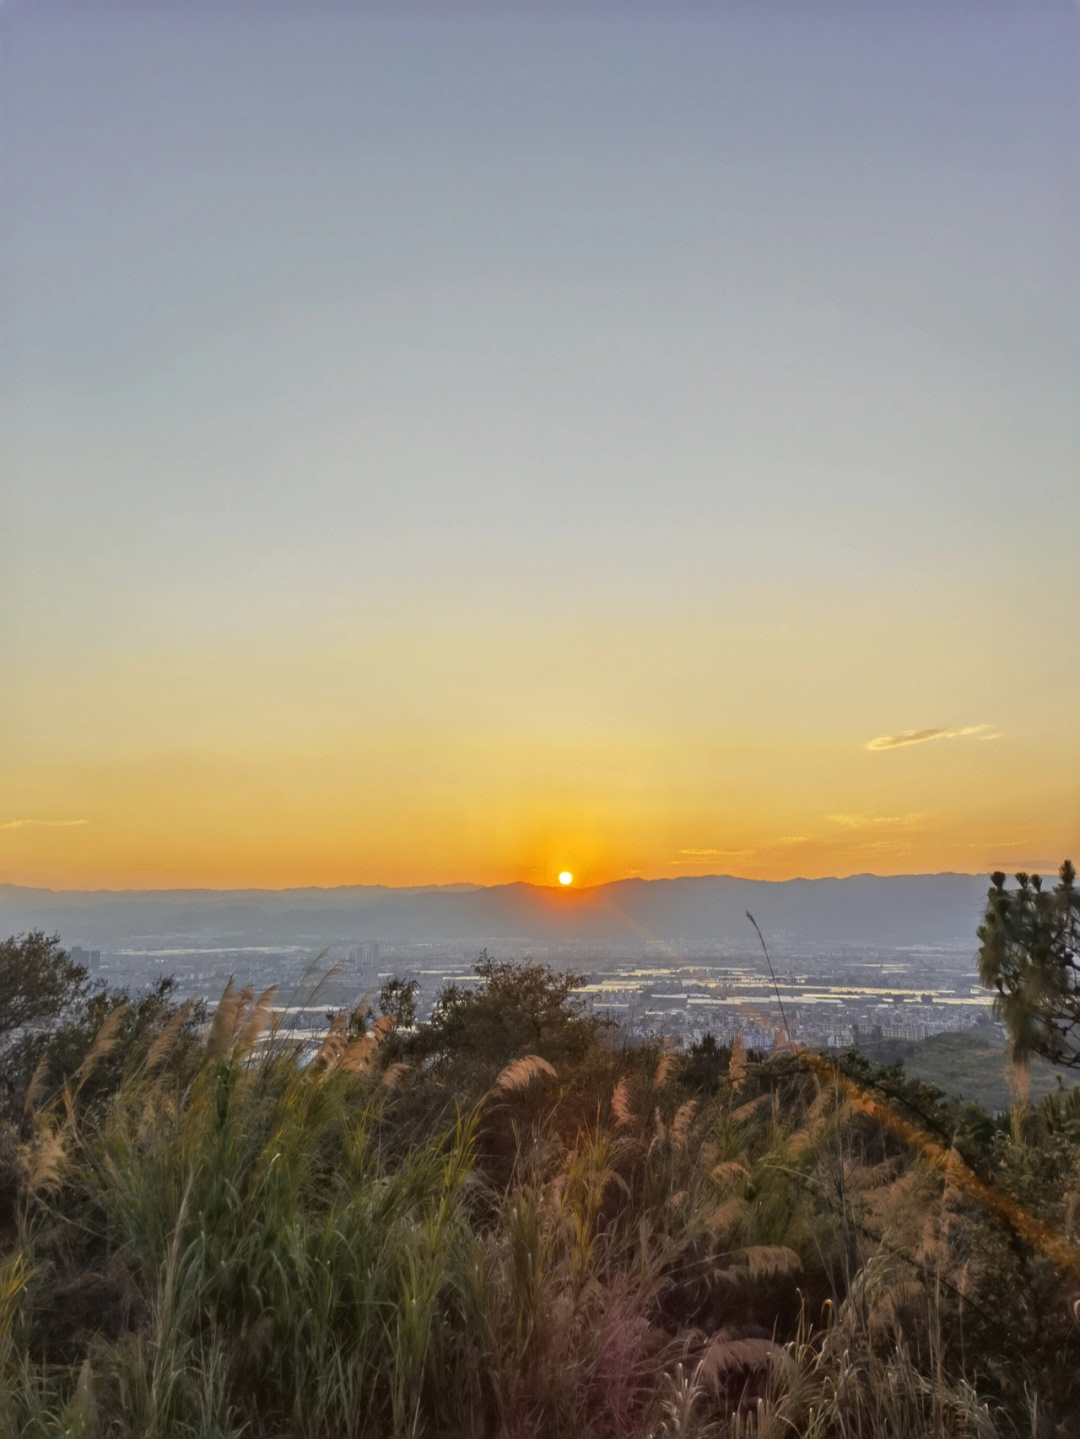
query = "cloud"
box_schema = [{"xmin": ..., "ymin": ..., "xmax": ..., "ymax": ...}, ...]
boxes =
[
  {"xmin": 0, "ymin": 818, "xmax": 90, "ymax": 830},
  {"xmin": 866, "ymin": 724, "xmax": 998, "ymax": 752},
  {"xmin": 672, "ymin": 848, "xmax": 755, "ymax": 865},
  {"xmin": 826, "ymin": 813, "xmax": 923, "ymax": 829}
]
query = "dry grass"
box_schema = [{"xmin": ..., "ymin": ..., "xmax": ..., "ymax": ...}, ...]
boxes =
[
  {"xmin": 731, "ymin": 1095, "xmax": 770, "ymax": 1125},
  {"xmin": 23, "ymin": 1126, "xmax": 68, "ymax": 1196},
  {"xmin": 381, "ymin": 1062, "xmax": 411, "ymax": 1089},
  {"xmin": 143, "ymin": 1001, "xmax": 196, "ymax": 1074},
  {"xmin": 728, "ymin": 1035, "xmax": 748, "ymax": 1092},
  {"xmin": 73, "ymin": 1003, "xmax": 129, "ymax": 1090},
  {"xmin": 234, "ymin": 985, "xmax": 278, "ymax": 1059},
  {"xmin": 493, "ymin": 1055, "xmax": 560, "ymax": 1093},
  {"xmin": 205, "ymin": 981, "xmax": 243, "ymax": 1059},
  {"xmin": 670, "ymin": 1100, "xmax": 698, "ymax": 1150},
  {"xmin": 22, "ymin": 1054, "xmax": 49, "ymax": 1116},
  {"xmin": 612, "ymin": 1077, "xmax": 635, "ymax": 1128},
  {"xmin": 5, "ymin": 969, "xmax": 1080, "ymax": 1439}
]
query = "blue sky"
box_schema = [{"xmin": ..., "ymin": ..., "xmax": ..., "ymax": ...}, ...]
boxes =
[{"xmin": 3, "ymin": 1, "xmax": 1078, "ymax": 888}]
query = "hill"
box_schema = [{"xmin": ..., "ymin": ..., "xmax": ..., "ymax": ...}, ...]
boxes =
[
  {"xmin": 3, "ymin": 956, "xmax": 1079, "ymax": 1436},
  {"xmin": 0, "ymin": 872, "xmax": 992, "ymax": 952},
  {"xmin": 858, "ymin": 1026, "xmax": 1075, "ymax": 1113}
]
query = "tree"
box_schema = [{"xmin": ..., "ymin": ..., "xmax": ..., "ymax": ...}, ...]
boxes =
[
  {"xmin": 1, "ymin": 932, "xmax": 206, "ymax": 1120},
  {"xmin": 408, "ymin": 952, "xmax": 609, "ymax": 1074},
  {"xmin": 378, "ymin": 975, "xmax": 419, "ymax": 1030},
  {"xmin": 26, "ymin": 974, "xmax": 206, "ymax": 1108},
  {"xmin": 680, "ymin": 1032, "xmax": 732, "ymax": 1095},
  {"xmin": 0, "ymin": 932, "xmax": 89, "ymax": 1046},
  {"xmin": 978, "ymin": 861, "xmax": 1080, "ymax": 1068}
]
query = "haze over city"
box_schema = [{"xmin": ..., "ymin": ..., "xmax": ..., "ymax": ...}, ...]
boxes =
[{"xmin": 4, "ymin": 1, "xmax": 1077, "ymax": 892}]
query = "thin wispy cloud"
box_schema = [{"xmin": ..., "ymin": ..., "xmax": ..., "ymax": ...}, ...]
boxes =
[
  {"xmin": 866, "ymin": 724, "xmax": 1000, "ymax": 752},
  {"xmin": 671, "ymin": 848, "xmax": 755, "ymax": 865},
  {"xmin": 677, "ymin": 848, "xmax": 747, "ymax": 856},
  {"xmin": 0, "ymin": 818, "xmax": 90, "ymax": 830},
  {"xmin": 826, "ymin": 813, "xmax": 923, "ymax": 829}
]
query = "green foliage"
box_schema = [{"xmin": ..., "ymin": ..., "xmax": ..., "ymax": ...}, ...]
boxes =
[
  {"xmin": 857, "ymin": 1027, "xmax": 1077, "ymax": 1115},
  {"xmin": 378, "ymin": 974, "xmax": 419, "ymax": 1030},
  {"xmin": 4, "ymin": 974, "xmax": 206, "ymax": 1124},
  {"xmin": 679, "ymin": 1033, "xmax": 732, "ymax": 1095},
  {"xmin": 0, "ymin": 933, "xmax": 206, "ymax": 1137},
  {"xmin": 4, "ymin": 955, "xmax": 1080, "ymax": 1437},
  {"xmin": 978, "ymin": 860, "xmax": 1080, "ymax": 1069},
  {"xmin": 0, "ymin": 931, "xmax": 89, "ymax": 1043},
  {"xmin": 407, "ymin": 952, "xmax": 610, "ymax": 1082}
]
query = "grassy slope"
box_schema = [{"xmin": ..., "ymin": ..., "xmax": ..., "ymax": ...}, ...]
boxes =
[
  {"xmin": 6, "ymin": 968, "xmax": 1080, "ymax": 1437},
  {"xmin": 858, "ymin": 1027, "xmax": 1075, "ymax": 1113}
]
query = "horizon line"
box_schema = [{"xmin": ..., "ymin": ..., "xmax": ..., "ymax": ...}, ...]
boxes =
[{"xmin": 0, "ymin": 868, "xmax": 1017, "ymax": 898}]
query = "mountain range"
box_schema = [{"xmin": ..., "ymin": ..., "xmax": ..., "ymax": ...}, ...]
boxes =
[{"xmin": 0, "ymin": 873, "xmax": 995, "ymax": 953}]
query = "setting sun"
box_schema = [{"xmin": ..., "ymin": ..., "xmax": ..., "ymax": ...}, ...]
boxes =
[{"xmin": 1, "ymin": 1, "xmax": 1074, "ymax": 900}]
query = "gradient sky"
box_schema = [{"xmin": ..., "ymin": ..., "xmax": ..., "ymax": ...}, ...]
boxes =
[{"xmin": 3, "ymin": 1, "xmax": 1078, "ymax": 890}]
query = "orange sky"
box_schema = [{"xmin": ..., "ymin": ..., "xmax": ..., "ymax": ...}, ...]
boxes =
[
  {"xmin": 4, "ymin": 5, "xmax": 1077, "ymax": 891},
  {"xmin": 4, "ymin": 592, "xmax": 1076, "ymax": 889}
]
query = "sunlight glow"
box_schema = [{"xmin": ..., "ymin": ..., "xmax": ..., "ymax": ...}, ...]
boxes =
[{"xmin": 559, "ymin": 871, "xmax": 573, "ymax": 886}]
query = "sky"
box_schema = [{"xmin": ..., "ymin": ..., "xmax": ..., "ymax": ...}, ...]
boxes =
[{"xmin": 3, "ymin": 0, "xmax": 1078, "ymax": 891}]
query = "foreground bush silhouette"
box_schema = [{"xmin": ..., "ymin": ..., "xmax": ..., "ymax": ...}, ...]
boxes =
[{"xmin": 1, "ymin": 950, "xmax": 1080, "ymax": 1436}]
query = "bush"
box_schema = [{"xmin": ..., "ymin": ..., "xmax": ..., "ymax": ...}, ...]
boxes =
[{"xmin": 2, "ymin": 957, "xmax": 1080, "ymax": 1436}]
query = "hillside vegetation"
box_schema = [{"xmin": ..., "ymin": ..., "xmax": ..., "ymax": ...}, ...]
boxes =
[
  {"xmin": 857, "ymin": 1028, "xmax": 1076, "ymax": 1115},
  {"xmin": 2, "ymin": 945, "xmax": 1080, "ymax": 1438}
]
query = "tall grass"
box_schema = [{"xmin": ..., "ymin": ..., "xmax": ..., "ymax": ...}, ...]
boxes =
[{"xmin": 1, "ymin": 984, "xmax": 1076, "ymax": 1437}]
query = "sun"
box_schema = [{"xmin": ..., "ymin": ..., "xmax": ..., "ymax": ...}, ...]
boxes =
[{"xmin": 558, "ymin": 871, "xmax": 573, "ymax": 886}]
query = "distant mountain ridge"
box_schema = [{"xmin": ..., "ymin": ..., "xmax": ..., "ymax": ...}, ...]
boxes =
[{"xmin": 0, "ymin": 873, "xmax": 993, "ymax": 952}]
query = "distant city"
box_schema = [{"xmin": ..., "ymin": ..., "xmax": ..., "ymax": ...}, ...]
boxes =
[
  {"xmin": 65, "ymin": 934, "xmax": 994, "ymax": 1054},
  {"xmin": 8, "ymin": 872, "xmax": 1005, "ymax": 1052}
]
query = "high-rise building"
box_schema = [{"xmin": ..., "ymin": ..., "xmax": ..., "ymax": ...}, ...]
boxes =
[{"xmin": 346, "ymin": 943, "xmax": 379, "ymax": 969}]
